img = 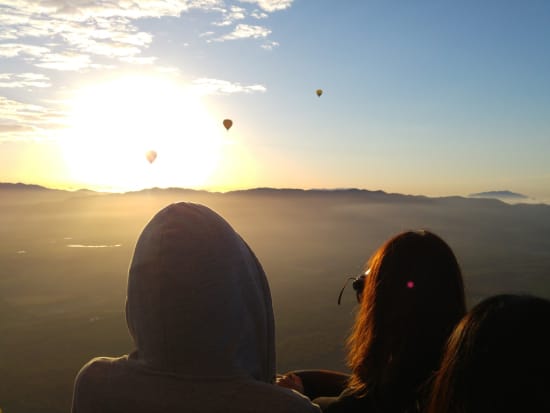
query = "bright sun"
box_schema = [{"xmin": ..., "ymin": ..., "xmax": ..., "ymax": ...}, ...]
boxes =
[{"xmin": 61, "ymin": 75, "xmax": 225, "ymax": 191}]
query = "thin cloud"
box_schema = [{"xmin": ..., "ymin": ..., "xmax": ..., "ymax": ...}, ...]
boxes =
[
  {"xmin": 57, "ymin": 18, "xmax": 153, "ymax": 57},
  {"xmin": 213, "ymin": 5, "xmax": 247, "ymax": 27},
  {"xmin": 1, "ymin": 1, "xmax": 221, "ymax": 20},
  {"xmin": 156, "ymin": 66, "xmax": 183, "ymax": 74},
  {"xmin": 0, "ymin": 123, "xmax": 35, "ymax": 133},
  {"xmin": 0, "ymin": 43, "xmax": 51, "ymax": 58},
  {"xmin": 238, "ymin": 0, "xmax": 293, "ymax": 12},
  {"xmin": 0, "ymin": 0, "xmax": 216, "ymax": 70},
  {"xmin": 192, "ymin": 78, "xmax": 267, "ymax": 95},
  {"xmin": 0, "ymin": 0, "xmax": 294, "ymax": 70},
  {"xmin": 213, "ymin": 20, "xmax": 234, "ymax": 27},
  {"xmin": 251, "ymin": 10, "xmax": 269, "ymax": 19},
  {"xmin": 1, "ymin": 97, "xmax": 50, "ymax": 120},
  {"xmin": 120, "ymin": 55, "xmax": 158, "ymax": 65},
  {"xmin": 218, "ymin": 24, "xmax": 271, "ymax": 41},
  {"xmin": 230, "ymin": 5, "xmax": 247, "ymax": 19},
  {"xmin": 35, "ymin": 53, "xmax": 94, "ymax": 71},
  {"xmin": 0, "ymin": 73, "xmax": 52, "ymax": 88},
  {"xmin": 0, "ymin": 96, "xmax": 68, "ymax": 141},
  {"xmin": 261, "ymin": 41, "xmax": 279, "ymax": 50}
]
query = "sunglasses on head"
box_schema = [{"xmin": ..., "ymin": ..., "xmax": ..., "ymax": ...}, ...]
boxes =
[{"xmin": 337, "ymin": 269, "xmax": 370, "ymax": 305}]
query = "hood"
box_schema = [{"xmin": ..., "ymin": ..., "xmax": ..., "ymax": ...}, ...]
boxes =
[{"xmin": 126, "ymin": 202, "xmax": 275, "ymax": 382}]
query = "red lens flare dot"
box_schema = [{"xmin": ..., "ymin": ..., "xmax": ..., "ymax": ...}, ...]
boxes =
[{"xmin": 407, "ymin": 281, "xmax": 415, "ymax": 289}]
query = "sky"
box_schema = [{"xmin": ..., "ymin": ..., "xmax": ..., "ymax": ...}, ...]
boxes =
[{"xmin": 1, "ymin": 0, "xmax": 549, "ymax": 202}]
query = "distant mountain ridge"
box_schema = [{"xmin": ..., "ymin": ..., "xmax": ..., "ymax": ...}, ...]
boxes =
[
  {"xmin": 469, "ymin": 190, "xmax": 528, "ymax": 199},
  {"xmin": 0, "ymin": 182, "xmax": 94, "ymax": 194},
  {"xmin": 0, "ymin": 182, "xmax": 545, "ymax": 207},
  {"xmin": 0, "ymin": 182, "xmax": 436, "ymax": 205},
  {"xmin": 0, "ymin": 182, "xmax": 59, "ymax": 191}
]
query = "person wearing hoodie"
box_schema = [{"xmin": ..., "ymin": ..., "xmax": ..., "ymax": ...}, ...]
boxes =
[{"xmin": 71, "ymin": 202, "xmax": 321, "ymax": 413}]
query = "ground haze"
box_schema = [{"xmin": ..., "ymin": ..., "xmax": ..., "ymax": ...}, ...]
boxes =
[{"xmin": 1, "ymin": 185, "xmax": 549, "ymax": 413}]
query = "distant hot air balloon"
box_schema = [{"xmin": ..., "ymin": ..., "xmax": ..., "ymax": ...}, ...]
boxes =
[
  {"xmin": 146, "ymin": 150, "xmax": 157, "ymax": 164},
  {"xmin": 223, "ymin": 119, "xmax": 233, "ymax": 130},
  {"xmin": 316, "ymin": 89, "xmax": 323, "ymax": 97}
]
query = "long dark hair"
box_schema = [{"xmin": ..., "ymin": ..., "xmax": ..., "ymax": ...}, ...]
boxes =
[
  {"xmin": 428, "ymin": 294, "xmax": 550, "ymax": 413},
  {"xmin": 346, "ymin": 230, "xmax": 466, "ymax": 411}
]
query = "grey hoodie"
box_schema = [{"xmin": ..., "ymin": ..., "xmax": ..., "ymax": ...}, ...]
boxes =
[{"xmin": 71, "ymin": 202, "xmax": 320, "ymax": 413}]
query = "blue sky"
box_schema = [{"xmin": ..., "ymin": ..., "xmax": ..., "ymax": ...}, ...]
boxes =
[{"xmin": 1, "ymin": 0, "xmax": 549, "ymax": 201}]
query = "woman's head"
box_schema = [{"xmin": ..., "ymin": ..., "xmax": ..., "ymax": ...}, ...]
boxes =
[
  {"xmin": 347, "ymin": 230, "xmax": 466, "ymax": 406},
  {"xmin": 428, "ymin": 294, "xmax": 550, "ymax": 413}
]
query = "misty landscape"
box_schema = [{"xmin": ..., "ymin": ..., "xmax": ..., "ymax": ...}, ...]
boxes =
[{"xmin": 1, "ymin": 183, "xmax": 550, "ymax": 413}]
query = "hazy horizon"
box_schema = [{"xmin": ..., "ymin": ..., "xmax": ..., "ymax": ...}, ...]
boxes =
[{"xmin": 2, "ymin": 180, "xmax": 548, "ymax": 206}]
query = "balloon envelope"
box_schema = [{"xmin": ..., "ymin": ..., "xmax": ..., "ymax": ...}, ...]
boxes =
[
  {"xmin": 316, "ymin": 89, "xmax": 323, "ymax": 97},
  {"xmin": 146, "ymin": 150, "xmax": 157, "ymax": 164},
  {"xmin": 223, "ymin": 119, "xmax": 233, "ymax": 130}
]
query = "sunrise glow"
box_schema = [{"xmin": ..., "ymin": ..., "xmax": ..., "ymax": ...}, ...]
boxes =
[{"xmin": 59, "ymin": 75, "xmax": 226, "ymax": 191}]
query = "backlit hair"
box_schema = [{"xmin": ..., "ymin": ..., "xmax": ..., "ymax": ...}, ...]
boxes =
[
  {"xmin": 428, "ymin": 294, "xmax": 550, "ymax": 413},
  {"xmin": 346, "ymin": 230, "xmax": 466, "ymax": 411}
]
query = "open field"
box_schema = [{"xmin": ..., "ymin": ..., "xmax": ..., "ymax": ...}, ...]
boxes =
[{"xmin": 1, "ymin": 186, "xmax": 550, "ymax": 413}]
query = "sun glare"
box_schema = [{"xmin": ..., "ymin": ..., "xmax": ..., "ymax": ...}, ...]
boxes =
[{"xmin": 61, "ymin": 75, "xmax": 225, "ymax": 191}]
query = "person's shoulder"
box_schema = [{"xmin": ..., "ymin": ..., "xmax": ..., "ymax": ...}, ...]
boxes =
[
  {"xmin": 71, "ymin": 356, "xmax": 128, "ymax": 413},
  {"xmin": 276, "ymin": 387, "xmax": 322, "ymax": 413},
  {"xmin": 77, "ymin": 355, "xmax": 128, "ymax": 373},
  {"xmin": 242, "ymin": 381, "xmax": 321, "ymax": 413},
  {"xmin": 314, "ymin": 388, "xmax": 372, "ymax": 413},
  {"xmin": 75, "ymin": 356, "xmax": 129, "ymax": 388}
]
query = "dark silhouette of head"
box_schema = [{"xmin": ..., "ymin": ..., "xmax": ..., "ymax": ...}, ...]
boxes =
[
  {"xmin": 346, "ymin": 230, "xmax": 466, "ymax": 410},
  {"xmin": 428, "ymin": 294, "xmax": 550, "ymax": 413}
]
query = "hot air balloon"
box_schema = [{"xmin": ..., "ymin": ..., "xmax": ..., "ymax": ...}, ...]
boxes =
[
  {"xmin": 223, "ymin": 119, "xmax": 233, "ymax": 130},
  {"xmin": 316, "ymin": 89, "xmax": 323, "ymax": 97},
  {"xmin": 146, "ymin": 150, "xmax": 157, "ymax": 164}
]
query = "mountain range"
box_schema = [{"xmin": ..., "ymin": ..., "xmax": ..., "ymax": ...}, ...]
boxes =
[{"xmin": 0, "ymin": 182, "xmax": 542, "ymax": 206}]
